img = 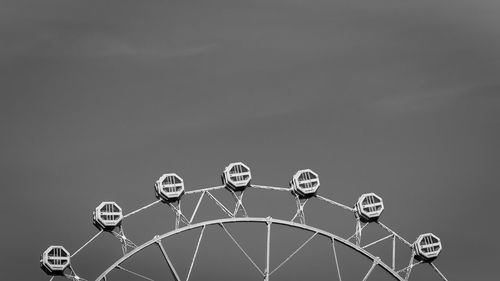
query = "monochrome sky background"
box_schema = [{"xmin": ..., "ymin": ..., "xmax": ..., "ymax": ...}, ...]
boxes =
[{"xmin": 0, "ymin": 0, "xmax": 499, "ymax": 280}]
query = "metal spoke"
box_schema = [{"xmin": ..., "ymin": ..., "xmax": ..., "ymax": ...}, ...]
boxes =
[
  {"xmin": 316, "ymin": 195, "xmax": 354, "ymax": 212},
  {"xmin": 71, "ymin": 230, "xmax": 103, "ymax": 258},
  {"xmin": 156, "ymin": 240, "xmax": 181, "ymax": 281},
  {"xmin": 189, "ymin": 191, "xmax": 205, "ymax": 223},
  {"xmin": 186, "ymin": 226, "xmax": 205, "ymax": 281},
  {"xmin": 123, "ymin": 200, "xmax": 161, "ymax": 219},
  {"xmin": 362, "ymin": 234, "xmax": 394, "ymax": 249},
  {"xmin": 185, "ymin": 185, "xmax": 225, "ymax": 195},
  {"xmin": 430, "ymin": 263, "xmax": 449, "ymax": 281},
  {"xmin": 270, "ymin": 232, "xmax": 318, "ymax": 275},
  {"xmin": 377, "ymin": 222, "xmax": 412, "ymax": 246},
  {"xmin": 116, "ymin": 265, "xmax": 154, "ymax": 281},
  {"xmin": 331, "ymin": 238, "xmax": 342, "ymax": 281},
  {"xmin": 265, "ymin": 217, "xmax": 271, "ymax": 281},
  {"xmin": 206, "ymin": 191, "xmax": 234, "ymax": 218},
  {"xmin": 362, "ymin": 258, "xmax": 379, "ymax": 281},
  {"xmin": 392, "ymin": 235, "xmax": 396, "ymax": 270},
  {"xmin": 219, "ymin": 223, "xmax": 264, "ymax": 276},
  {"xmin": 251, "ymin": 184, "xmax": 289, "ymax": 192}
]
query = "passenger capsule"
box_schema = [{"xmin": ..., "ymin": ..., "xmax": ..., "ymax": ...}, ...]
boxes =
[
  {"xmin": 222, "ymin": 162, "xmax": 252, "ymax": 191},
  {"xmin": 155, "ymin": 173, "xmax": 185, "ymax": 202},
  {"xmin": 40, "ymin": 246, "xmax": 70, "ymax": 275},
  {"xmin": 290, "ymin": 169, "xmax": 320, "ymax": 198},
  {"xmin": 355, "ymin": 193, "xmax": 384, "ymax": 222},
  {"xmin": 414, "ymin": 233, "xmax": 442, "ymax": 262},
  {"xmin": 93, "ymin": 201, "xmax": 123, "ymax": 231}
]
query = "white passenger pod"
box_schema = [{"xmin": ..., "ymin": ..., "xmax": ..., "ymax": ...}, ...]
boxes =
[
  {"xmin": 93, "ymin": 201, "xmax": 123, "ymax": 231},
  {"xmin": 40, "ymin": 246, "xmax": 70, "ymax": 275},
  {"xmin": 290, "ymin": 169, "xmax": 320, "ymax": 198},
  {"xmin": 414, "ymin": 233, "xmax": 442, "ymax": 262},
  {"xmin": 222, "ymin": 162, "xmax": 252, "ymax": 191},
  {"xmin": 155, "ymin": 173, "xmax": 185, "ymax": 202},
  {"xmin": 355, "ymin": 193, "xmax": 384, "ymax": 222}
]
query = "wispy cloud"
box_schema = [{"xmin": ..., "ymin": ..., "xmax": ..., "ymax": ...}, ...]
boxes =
[
  {"xmin": 0, "ymin": 30, "xmax": 218, "ymax": 59},
  {"xmin": 372, "ymin": 88, "xmax": 464, "ymax": 112},
  {"xmin": 79, "ymin": 38, "xmax": 218, "ymax": 59}
]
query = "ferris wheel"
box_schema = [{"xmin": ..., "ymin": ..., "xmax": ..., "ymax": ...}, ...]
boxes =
[{"xmin": 40, "ymin": 162, "xmax": 449, "ymax": 281}]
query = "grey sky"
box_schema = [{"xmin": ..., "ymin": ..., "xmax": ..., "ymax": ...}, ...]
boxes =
[{"xmin": 0, "ymin": 0, "xmax": 499, "ymax": 280}]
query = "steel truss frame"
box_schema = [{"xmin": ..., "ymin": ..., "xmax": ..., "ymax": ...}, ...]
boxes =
[
  {"xmin": 46, "ymin": 184, "xmax": 449, "ymax": 281},
  {"xmin": 96, "ymin": 217, "xmax": 405, "ymax": 281}
]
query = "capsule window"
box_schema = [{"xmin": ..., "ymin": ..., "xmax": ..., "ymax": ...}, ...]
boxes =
[
  {"xmin": 362, "ymin": 195, "xmax": 383, "ymax": 213},
  {"xmin": 421, "ymin": 236, "xmax": 440, "ymax": 253},
  {"xmin": 298, "ymin": 171, "xmax": 318, "ymax": 190},
  {"xmin": 162, "ymin": 176, "xmax": 182, "ymax": 185},
  {"xmin": 162, "ymin": 176, "xmax": 183, "ymax": 192},
  {"xmin": 99, "ymin": 203, "xmax": 121, "ymax": 221},
  {"xmin": 229, "ymin": 164, "xmax": 250, "ymax": 182},
  {"xmin": 48, "ymin": 248, "xmax": 68, "ymax": 266},
  {"xmin": 163, "ymin": 185, "xmax": 182, "ymax": 193}
]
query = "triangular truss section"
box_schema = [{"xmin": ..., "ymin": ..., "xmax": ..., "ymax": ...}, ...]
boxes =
[
  {"xmin": 291, "ymin": 196, "xmax": 309, "ymax": 224},
  {"xmin": 111, "ymin": 226, "xmax": 137, "ymax": 255}
]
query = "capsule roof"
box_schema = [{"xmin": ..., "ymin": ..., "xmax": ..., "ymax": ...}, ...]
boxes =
[
  {"xmin": 40, "ymin": 245, "xmax": 70, "ymax": 275},
  {"xmin": 414, "ymin": 233, "xmax": 442, "ymax": 262},
  {"xmin": 355, "ymin": 193, "xmax": 384, "ymax": 222},
  {"xmin": 290, "ymin": 169, "xmax": 320, "ymax": 198},
  {"xmin": 155, "ymin": 173, "xmax": 185, "ymax": 202},
  {"xmin": 223, "ymin": 162, "xmax": 252, "ymax": 191},
  {"xmin": 93, "ymin": 201, "xmax": 123, "ymax": 231}
]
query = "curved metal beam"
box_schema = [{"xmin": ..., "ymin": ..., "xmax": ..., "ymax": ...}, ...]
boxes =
[{"xmin": 95, "ymin": 217, "xmax": 404, "ymax": 281}]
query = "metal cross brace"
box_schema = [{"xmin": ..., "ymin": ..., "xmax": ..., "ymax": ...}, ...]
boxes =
[
  {"xmin": 346, "ymin": 218, "xmax": 368, "ymax": 246},
  {"xmin": 291, "ymin": 197, "xmax": 308, "ymax": 224},
  {"xmin": 62, "ymin": 266, "xmax": 87, "ymax": 281},
  {"xmin": 168, "ymin": 201, "xmax": 191, "ymax": 229},
  {"xmin": 112, "ymin": 226, "xmax": 137, "ymax": 255},
  {"xmin": 228, "ymin": 189, "xmax": 248, "ymax": 217}
]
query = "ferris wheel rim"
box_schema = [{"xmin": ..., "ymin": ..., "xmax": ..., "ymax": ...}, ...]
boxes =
[
  {"xmin": 95, "ymin": 216, "xmax": 405, "ymax": 281},
  {"xmin": 41, "ymin": 179, "xmax": 448, "ymax": 281}
]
